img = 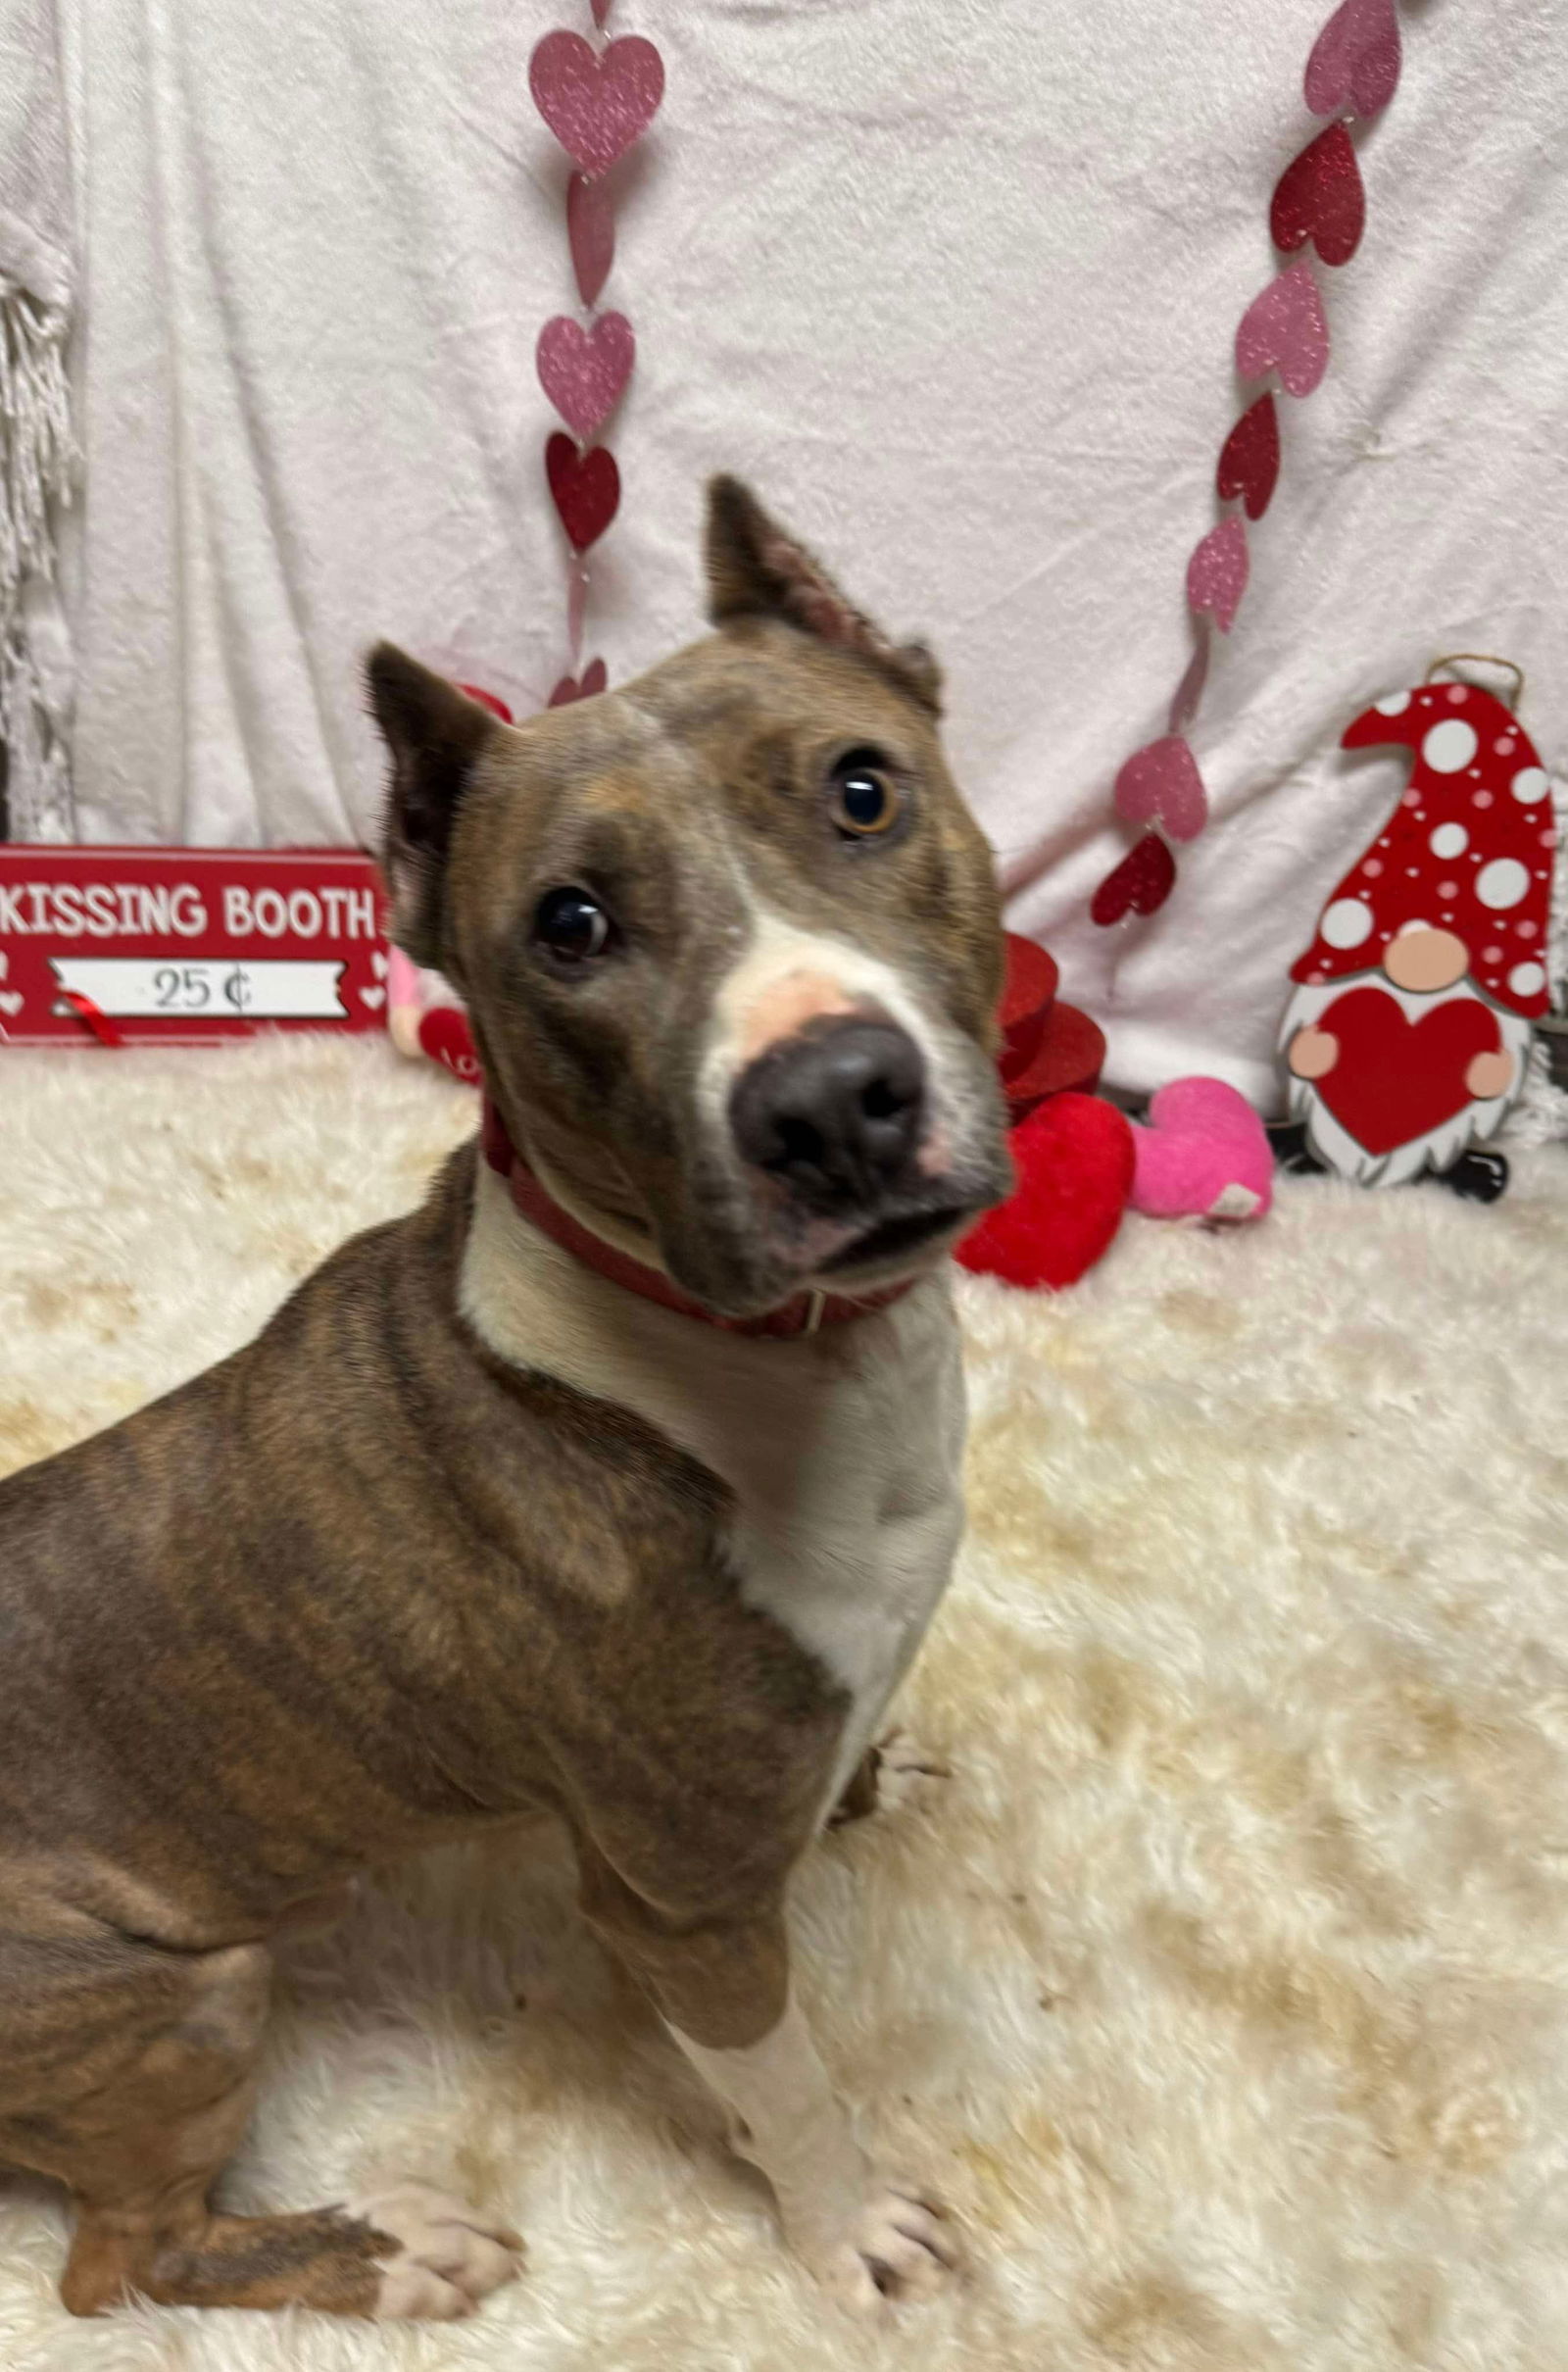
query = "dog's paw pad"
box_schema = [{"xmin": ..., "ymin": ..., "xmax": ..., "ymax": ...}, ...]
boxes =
[
  {"xmin": 818, "ymin": 2181, "xmax": 961, "ymax": 2314},
  {"xmin": 873, "ymin": 1731, "xmax": 950, "ymax": 1815},
  {"xmin": 349, "ymin": 2183, "xmax": 523, "ymax": 2320}
]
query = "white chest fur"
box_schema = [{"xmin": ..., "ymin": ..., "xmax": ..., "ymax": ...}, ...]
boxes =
[{"xmin": 462, "ymin": 1163, "xmax": 967, "ymax": 1812}]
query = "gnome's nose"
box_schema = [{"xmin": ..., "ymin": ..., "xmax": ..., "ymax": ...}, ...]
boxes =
[{"xmin": 1383, "ymin": 926, "xmax": 1469, "ymax": 994}]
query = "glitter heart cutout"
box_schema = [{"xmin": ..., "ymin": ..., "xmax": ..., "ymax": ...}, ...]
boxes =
[
  {"xmin": 1216, "ymin": 393, "xmax": 1281, "ymax": 520},
  {"xmin": 1271, "ymin": 124, "xmax": 1365, "ymax": 267},
  {"xmin": 1186, "ymin": 518, "xmax": 1250, "ymax": 635},
  {"xmin": 567, "ymin": 173, "xmax": 616, "ymax": 308},
  {"xmin": 1236, "ymin": 262, "xmax": 1330, "ymax": 399},
  {"xmin": 545, "ymin": 434, "xmax": 621, "ymax": 552},
  {"xmin": 1114, "ymin": 735, "xmax": 1208, "ymax": 844},
  {"xmin": 1091, "ymin": 833, "xmax": 1178, "ymax": 927},
  {"xmin": 548, "ymin": 658, "xmax": 610, "ymax": 708},
  {"xmin": 537, "ymin": 313, "xmax": 635, "ymax": 442},
  {"xmin": 529, "ymin": 32, "xmax": 664, "ymax": 176},
  {"xmin": 1303, "ymin": 0, "xmax": 1400, "ymax": 121}
]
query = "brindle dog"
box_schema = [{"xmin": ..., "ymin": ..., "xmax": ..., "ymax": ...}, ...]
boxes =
[{"xmin": 0, "ymin": 479, "xmax": 1009, "ymax": 2322}]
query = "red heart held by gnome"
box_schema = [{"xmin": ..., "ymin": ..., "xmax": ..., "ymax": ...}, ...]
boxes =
[
  {"xmin": 548, "ymin": 658, "xmax": 609, "ymax": 708},
  {"xmin": 537, "ymin": 314, "xmax": 635, "ymax": 442},
  {"xmin": 529, "ymin": 32, "xmax": 664, "ymax": 176},
  {"xmin": 1236, "ymin": 262, "xmax": 1330, "ymax": 399},
  {"xmin": 1216, "ymin": 393, "xmax": 1281, "ymax": 521},
  {"xmin": 567, "ymin": 173, "xmax": 615, "ymax": 308},
  {"xmin": 956, "ymin": 1094, "xmax": 1134, "ymax": 1293},
  {"xmin": 546, "ymin": 433, "xmax": 620, "ymax": 552},
  {"xmin": 1114, "ymin": 735, "xmax": 1208, "ymax": 843},
  {"xmin": 1303, "ymin": 0, "xmax": 1400, "ymax": 121},
  {"xmin": 1311, "ymin": 986, "xmax": 1502, "ymax": 1157},
  {"xmin": 1271, "ymin": 124, "xmax": 1365, "ymax": 269},
  {"xmin": 1091, "ymin": 832, "xmax": 1177, "ymax": 927}
]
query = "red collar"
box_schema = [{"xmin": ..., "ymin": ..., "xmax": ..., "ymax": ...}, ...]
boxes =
[{"xmin": 479, "ymin": 1099, "xmax": 913, "ymax": 1339}]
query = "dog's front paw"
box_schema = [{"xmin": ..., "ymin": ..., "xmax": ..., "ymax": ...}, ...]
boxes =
[
  {"xmin": 800, "ymin": 2179, "xmax": 961, "ymax": 2313},
  {"xmin": 348, "ymin": 2183, "xmax": 524, "ymax": 2320}
]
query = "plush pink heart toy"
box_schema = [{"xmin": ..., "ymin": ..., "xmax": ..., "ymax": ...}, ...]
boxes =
[{"xmin": 1128, "ymin": 1077, "xmax": 1273, "ymax": 1224}]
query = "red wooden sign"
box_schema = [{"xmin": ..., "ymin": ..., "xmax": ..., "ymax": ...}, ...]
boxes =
[{"xmin": 0, "ymin": 848, "xmax": 391, "ymax": 1046}]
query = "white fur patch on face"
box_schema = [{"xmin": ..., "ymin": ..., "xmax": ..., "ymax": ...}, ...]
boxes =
[{"xmin": 697, "ymin": 904, "xmax": 962, "ymax": 1169}]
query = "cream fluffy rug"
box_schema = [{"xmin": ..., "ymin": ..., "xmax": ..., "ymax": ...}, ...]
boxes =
[{"xmin": 3, "ymin": 1036, "xmax": 1568, "ymax": 2372}]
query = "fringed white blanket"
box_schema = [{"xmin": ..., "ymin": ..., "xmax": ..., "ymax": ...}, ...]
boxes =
[{"xmin": 0, "ymin": 0, "xmax": 75, "ymax": 842}]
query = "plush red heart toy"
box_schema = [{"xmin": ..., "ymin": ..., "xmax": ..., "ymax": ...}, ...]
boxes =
[{"xmin": 955, "ymin": 933, "xmax": 1134, "ymax": 1291}]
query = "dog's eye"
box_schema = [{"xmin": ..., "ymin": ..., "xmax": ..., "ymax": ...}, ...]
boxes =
[
  {"xmin": 827, "ymin": 749, "xmax": 900, "ymax": 839},
  {"xmin": 534, "ymin": 886, "xmax": 612, "ymax": 965}
]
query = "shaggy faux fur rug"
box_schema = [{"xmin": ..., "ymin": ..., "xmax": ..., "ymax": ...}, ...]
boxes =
[{"xmin": 3, "ymin": 1036, "xmax": 1567, "ymax": 2371}]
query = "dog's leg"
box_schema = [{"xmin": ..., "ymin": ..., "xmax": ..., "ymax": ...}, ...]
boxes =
[
  {"xmin": 4, "ymin": 1929, "xmax": 520, "ymax": 2320},
  {"xmin": 577, "ymin": 1843, "xmax": 957, "ymax": 2311}
]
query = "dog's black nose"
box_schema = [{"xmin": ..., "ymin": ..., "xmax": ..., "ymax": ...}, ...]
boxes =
[{"xmin": 730, "ymin": 1020, "xmax": 926, "ymax": 1203}]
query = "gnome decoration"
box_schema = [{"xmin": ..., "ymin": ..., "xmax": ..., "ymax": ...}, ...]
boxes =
[{"xmin": 1280, "ymin": 680, "xmax": 1557, "ymax": 1188}]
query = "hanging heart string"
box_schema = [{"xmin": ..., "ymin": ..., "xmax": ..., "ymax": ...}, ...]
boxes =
[
  {"xmin": 528, "ymin": 8, "xmax": 664, "ymax": 706},
  {"xmin": 1038, "ymin": 0, "xmax": 1403, "ymax": 928}
]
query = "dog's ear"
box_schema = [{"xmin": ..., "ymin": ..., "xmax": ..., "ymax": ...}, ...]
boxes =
[
  {"xmin": 366, "ymin": 644, "xmax": 499, "ymax": 971},
  {"xmin": 704, "ymin": 475, "xmax": 943, "ymax": 715}
]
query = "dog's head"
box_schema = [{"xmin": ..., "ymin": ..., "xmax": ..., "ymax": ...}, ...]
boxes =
[{"xmin": 368, "ymin": 477, "xmax": 1010, "ymax": 1316}]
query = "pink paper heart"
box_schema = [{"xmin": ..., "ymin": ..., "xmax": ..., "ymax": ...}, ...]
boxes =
[
  {"xmin": 537, "ymin": 313, "xmax": 635, "ymax": 442},
  {"xmin": 1235, "ymin": 262, "xmax": 1330, "ymax": 399},
  {"xmin": 567, "ymin": 173, "xmax": 615, "ymax": 307},
  {"xmin": 529, "ymin": 32, "xmax": 663, "ymax": 176},
  {"xmin": 1304, "ymin": 0, "xmax": 1400, "ymax": 120},
  {"xmin": 1186, "ymin": 517, "xmax": 1250, "ymax": 635},
  {"xmin": 1114, "ymin": 735, "xmax": 1208, "ymax": 845},
  {"xmin": 548, "ymin": 658, "xmax": 609, "ymax": 708}
]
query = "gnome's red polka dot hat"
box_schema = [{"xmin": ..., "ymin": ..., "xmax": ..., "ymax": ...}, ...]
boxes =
[{"xmin": 1292, "ymin": 682, "xmax": 1557, "ymax": 1019}]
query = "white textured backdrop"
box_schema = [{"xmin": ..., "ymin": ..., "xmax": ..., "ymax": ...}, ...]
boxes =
[{"xmin": 55, "ymin": 0, "xmax": 1568, "ymax": 1096}]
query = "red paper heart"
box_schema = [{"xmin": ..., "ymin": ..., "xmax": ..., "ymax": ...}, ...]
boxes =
[
  {"xmin": 456, "ymin": 682, "xmax": 514, "ymax": 723},
  {"xmin": 537, "ymin": 313, "xmax": 635, "ymax": 442},
  {"xmin": 1312, "ymin": 986, "xmax": 1500, "ymax": 1156},
  {"xmin": 529, "ymin": 32, "xmax": 664, "ymax": 175},
  {"xmin": 548, "ymin": 658, "xmax": 609, "ymax": 708},
  {"xmin": 567, "ymin": 173, "xmax": 616, "ymax": 308},
  {"xmin": 1303, "ymin": 0, "xmax": 1400, "ymax": 121},
  {"xmin": 1215, "ymin": 394, "xmax": 1281, "ymax": 521},
  {"xmin": 1091, "ymin": 832, "xmax": 1177, "ymax": 927},
  {"xmin": 417, "ymin": 1003, "xmax": 482, "ymax": 1087},
  {"xmin": 546, "ymin": 433, "xmax": 621, "ymax": 552},
  {"xmin": 956, "ymin": 1094, "xmax": 1134, "ymax": 1293},
  {"xmin": 1271, "ymin": 124, "xmax": 1365, "ymax": 268}
]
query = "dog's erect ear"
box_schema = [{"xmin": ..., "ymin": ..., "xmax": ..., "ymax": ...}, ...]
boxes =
[
  {"xmin": 704, "ymin": 475, "xmax": 943, "ymax": 715},
  {"xmin": 366, "ymin": 643, "xmax": 499, "ymax": 972}
]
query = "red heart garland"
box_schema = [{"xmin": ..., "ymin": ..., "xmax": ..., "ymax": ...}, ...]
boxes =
[
  {"xmin": 1271, "ymin": 124, "xmax": 1365, "ymax": 268},
  {"xmin": 1215, "ymin": 393, "xmax": 1281, "ymax": 521},
  {"xmin": 1091, "ymin": 832, "xmax": 1177, "ymax": 926},
  {"xmin": 567, "ymin": 173, "xmax": 616, "ymax": 308},
  {"xmin": 529, "ymin": 32, "xmax": 664, "ymax": 176},
  {"xmin": 537, "ymin": 313, "xmax": 636, "ymax": 442},
  {"xmin": 546, "ymin": 433, "xmax": 621, "ymax": 552},
  {"xmin": 548, "ymin": 658, "xmax": 609, "ymax": 708}
]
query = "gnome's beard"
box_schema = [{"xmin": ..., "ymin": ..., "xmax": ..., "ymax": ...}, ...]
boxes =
[{"xmin": 1279, "ymin": 974, "xmax": 1534, "ymax": 1186}]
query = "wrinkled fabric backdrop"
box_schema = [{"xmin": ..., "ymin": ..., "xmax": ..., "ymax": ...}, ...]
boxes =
[{"xmin": 53, "ymin": 0, "xmax": 1568, "ymax": 1099}]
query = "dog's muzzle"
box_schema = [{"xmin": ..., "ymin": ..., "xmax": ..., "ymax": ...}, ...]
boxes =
[{"xmin": 729, "ymin": 1019, "xmax": 926, "ymax": 1211}]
